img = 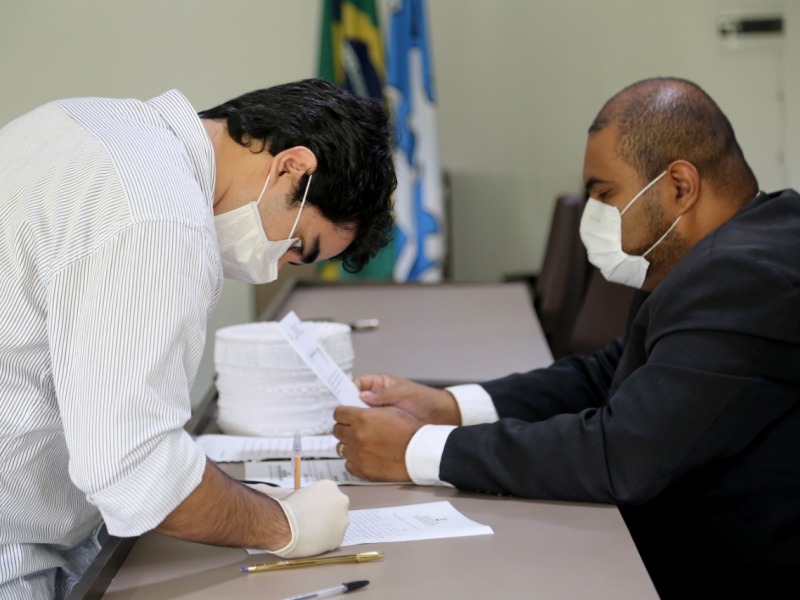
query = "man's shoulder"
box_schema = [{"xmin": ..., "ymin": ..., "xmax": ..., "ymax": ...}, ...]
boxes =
[
  {"xmin": 55, "ymin": 93, "xmax": 188, "ymax": 155},
  {"xmin": 56, "ymin": 92, "xmax": 212, "ymax": 224},
  {"xmin": 641, "ymin": 190, "xmax": 799, "ymax": 342},
  {"xmin": 673, "ymin": 189, "xmax": 799, "ymax": 285},
  {"xmin": 713, "ymin": 188, "xmax": 800, "ymax": 248}
]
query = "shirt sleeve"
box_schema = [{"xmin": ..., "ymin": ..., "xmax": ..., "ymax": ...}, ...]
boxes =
[
  {"xmin": 445, "ymin": 384, "xmax": 499, "ymax": 425},
  {"xmin": 409, "ymin": 346, "xmax": 622, "ymax": 488},
  {"xmin": 438, "ymin": 252, "xmax": 799, "ymax": 502},
  {"xmin": 47, "ymin": 220, "xmax": 218, "ymax": 536},
  {"xmin": 405, "ymin": 425, "xmax": 457, "ymax": 487},
  {"xmin": 483, "ymin": 338, "xmax": 625, "ymax": 422}
]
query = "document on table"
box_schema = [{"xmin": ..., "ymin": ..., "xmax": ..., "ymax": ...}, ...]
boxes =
[
  {"xmin": 277, "ymin": 311, "xmax": 368, "ymax": 407},
  {"xmin": 197, "ymin": 434, "xmax": 339, "ymax": 462},
  {"xmin": 242, "ymin": 458, "xmax": 387, "ymax": 487},
  {"xmin": 343, "ymin": 501, "xmax": 493, "ymax": 545},
  {"xmin": 245, "ymin": 501, "xmax": 493, "ymax": 554}
]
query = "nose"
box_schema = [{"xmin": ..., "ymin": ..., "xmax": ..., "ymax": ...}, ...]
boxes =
[{"xmin": 277, "ymin": 252, "xmax": 293, "ymax": 269}]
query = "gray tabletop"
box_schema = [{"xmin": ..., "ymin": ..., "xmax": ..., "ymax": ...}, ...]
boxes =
[
  {"xmin": 89, "ymin": 281, "xmax": 656, "ymax": 598},
  {"xmin": 102, "ymin": 484, "xmax": 658, "ymax": 599},
  {"xmin": 263, "ymin": 281, "xmax": 553, "ymax": 385}
]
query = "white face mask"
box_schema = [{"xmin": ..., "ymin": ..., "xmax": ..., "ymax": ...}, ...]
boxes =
[
  {"xmin": 579, "ymin": 170, "xmax": 681, "ymax": 289},
  {"xmin": 214, "ymin": 172, "xmax": 311, "ymax": 284}
]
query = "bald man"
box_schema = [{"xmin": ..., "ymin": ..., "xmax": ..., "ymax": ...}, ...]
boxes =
[{"xmin": 333, "ymin": 77, "xmax": 800, "ymax": 597}]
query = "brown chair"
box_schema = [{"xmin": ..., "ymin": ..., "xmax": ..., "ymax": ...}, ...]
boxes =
[
  {"xmin": 504, "ymin": 194, "xmax": 592, "ymax": 357},
  {"xmin": 565, "ymin": 267, "xmax": 636, "ymax": 356},
  {"xmin": 531, "ymin": 194, "xmax": 590, "ymax": 358}
]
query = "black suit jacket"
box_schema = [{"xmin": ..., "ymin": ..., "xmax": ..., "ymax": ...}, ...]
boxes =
[{"xmin": 440, "ymin": 189, "xmax": 800, "ymax": 597}]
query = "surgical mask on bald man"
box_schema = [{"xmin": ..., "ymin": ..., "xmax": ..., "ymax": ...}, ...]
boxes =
[
  {"xmin": 579, "ymin": 171, "xmax": 682, "ymax": 289},
  {"xmin": 214, "ymin": 173, "xmax": 311, "ymax": 284}
]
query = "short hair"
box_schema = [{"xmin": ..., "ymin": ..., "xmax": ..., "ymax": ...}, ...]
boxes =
[
  {"xmin": 589, "ymin": 77, "xmax": 758, "ymax": 199},
  {"xmin": 199, "ymin": 78, "xmax": 396, "ymax": 272}
]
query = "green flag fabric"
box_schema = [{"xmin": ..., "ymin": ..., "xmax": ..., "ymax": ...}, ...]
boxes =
[{"xmin": 316, "ymin": 0, "xmax": 395, "ymax": 281}]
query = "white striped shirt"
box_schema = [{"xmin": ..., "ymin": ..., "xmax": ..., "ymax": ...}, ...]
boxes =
[{"xmin": 0, "ymin": 90, "xmax": 221, "ymax": 598}]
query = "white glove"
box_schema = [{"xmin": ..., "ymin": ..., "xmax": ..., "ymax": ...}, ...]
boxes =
[{"xmin": 248, "ymin": 480, "xmax": 350, "ymax": 558}]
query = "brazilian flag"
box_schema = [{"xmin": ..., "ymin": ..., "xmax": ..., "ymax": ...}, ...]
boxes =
[{"xmin": 317, "ymin": 0, "xmax": 395, "ymax": 281}]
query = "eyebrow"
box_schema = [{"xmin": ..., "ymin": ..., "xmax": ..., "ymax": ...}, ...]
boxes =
[
  {"xmin": 584, "ymin": 176, "xmax": 606, "ymax": 198},
  {"xmin": 299, "ymin": 236, "xmax": 321, "ymax": 265}
]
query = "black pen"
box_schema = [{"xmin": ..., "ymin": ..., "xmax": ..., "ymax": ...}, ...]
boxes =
[{"xmin": 280, "ymin": 580, "xmax": 369, "ymax": 600}]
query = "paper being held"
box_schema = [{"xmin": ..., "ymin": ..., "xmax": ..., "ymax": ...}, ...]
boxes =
[{"xmin": 277, "ymin": 311, "xmax": 368, "ymax": 408}]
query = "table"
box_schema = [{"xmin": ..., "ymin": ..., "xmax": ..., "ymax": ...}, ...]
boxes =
[
  {"xmin": 74, "ymin": 281, "xmax": 657, "ymax": 598},
  {"xmin": 101, "ymin": 483, "xmax": 658, "ymax": 599},
  {"xmin": 259, "ymin": 280, "xmax": 554, "ymax": 385}
]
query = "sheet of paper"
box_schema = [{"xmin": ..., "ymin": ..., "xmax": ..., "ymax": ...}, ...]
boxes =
[
  {"xmin": 342, "ymin": 501, "xmax": 494, "ymax": 546},
  {"xmin": 243, "ymin": 458, "xmax": 391, "ymax": 487},
  {"xmin": 245, "ymin": 501, "xmax": 493, "ymax": 554},
  {"xmin": 277, "ymin": 311, "xmax": 367, "ymax": 407},
  {"xmin": 197, "ymin": 434, "xmax": 339, "ymax": 462}
]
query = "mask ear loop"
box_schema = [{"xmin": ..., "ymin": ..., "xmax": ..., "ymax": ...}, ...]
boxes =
[
  {"xmin": 642, "ymin": 215, "xmax": 682, "ymax": 258},
  {"xmin": 254, "ymin": 173, "xmax": 271, "ymax": 205},
  {"xmin": 620, "ymin": 170, "xmax": 667, "ymax": 216},
  {"xmin": 287, "ymin": 173, "xmax": 312, "ymax": 238}
]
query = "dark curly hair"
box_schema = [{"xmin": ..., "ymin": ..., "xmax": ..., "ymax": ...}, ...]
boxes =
[{"xmin": 199, "ymin": 78, "xmax": 396, "ymax": 272}]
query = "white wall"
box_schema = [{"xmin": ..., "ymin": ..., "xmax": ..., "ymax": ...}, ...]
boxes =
[
  {"xmin": 423, "ymin": 0, "xmax": 798, "ymax": 281},
  {"xmin": 2, "ymin": 0, "xmax": 797, "ymax": 401}
]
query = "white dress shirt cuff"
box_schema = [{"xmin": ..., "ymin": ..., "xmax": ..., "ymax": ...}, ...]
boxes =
[
  {"xmin": 446, "ymin": 384, "xmax": 499, "ymax": 425},
  {"xmin": 406, "ymin": 425, "xmax": 457, "ymax": 487}
]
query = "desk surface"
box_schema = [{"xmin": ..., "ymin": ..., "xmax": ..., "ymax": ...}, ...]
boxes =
[
  {"xmin": 103, "ymin": 484, "xmax": 658, "ymax": 599},
  {"xmin": 83, "ymin": 282, "xmax": 655, "ymax": 598},
  {"xmin": 264, "ymin": 281, "xmax": 553, "ymax": 385}
]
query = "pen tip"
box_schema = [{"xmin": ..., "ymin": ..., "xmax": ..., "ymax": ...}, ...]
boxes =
[
  {"xmin": 240, "ymin": 567, "xmax": 247, "ymax": 573},
  {"xmin": 344, "ymin": 580, "xmax": 369, "ymax": 592}
]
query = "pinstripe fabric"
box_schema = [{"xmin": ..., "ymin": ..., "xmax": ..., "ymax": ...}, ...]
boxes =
[{"xmin": 0, "ymin": 91, "xmax": 221, "ymax": 598}]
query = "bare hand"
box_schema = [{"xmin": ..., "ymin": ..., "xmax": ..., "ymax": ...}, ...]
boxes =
[
  {"xmin": 354, "ymin": 373, "xmax": 461, "ymax": 425},
  {"xmin": 333, "ymin": 405, "xmax": 423, "ymax": 482}
]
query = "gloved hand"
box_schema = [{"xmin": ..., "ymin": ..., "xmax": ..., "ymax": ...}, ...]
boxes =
[{"xmin": 247, "ymin": 480, "xmax": 349, "ymax": 558}]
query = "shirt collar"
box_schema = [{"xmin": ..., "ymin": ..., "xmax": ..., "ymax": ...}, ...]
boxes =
[{"xmin": 146, "ymin": 90, "xmax": 216, "ymax": 209}]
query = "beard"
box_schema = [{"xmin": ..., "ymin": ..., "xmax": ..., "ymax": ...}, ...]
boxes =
[{"xmin": 632, "ymin": 187, "xmax": 689, "ymax": 281}]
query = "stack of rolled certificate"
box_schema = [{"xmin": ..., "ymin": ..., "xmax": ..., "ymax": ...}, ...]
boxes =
[{"xmin": 214, "ymin": 321, "xmax": 354, "ymax": 437}]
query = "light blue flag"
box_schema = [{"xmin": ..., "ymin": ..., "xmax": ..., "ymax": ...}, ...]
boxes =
[{"xmin": 386, "ymin": 0, "xmax": 446, "ymax": 282}]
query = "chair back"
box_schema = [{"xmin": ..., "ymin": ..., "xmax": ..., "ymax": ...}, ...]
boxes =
[
  {"xmin": 534, "ymin": 194, "xmax": 589, "ymax": 358},
  {"xmin": 566, "ymin": 267, "xmax": 636, "ymax": 355}
]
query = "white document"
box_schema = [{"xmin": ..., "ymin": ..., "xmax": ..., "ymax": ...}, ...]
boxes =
[
  {"xmin": 243, "ymin": 458, "xmax": 384, "ymax": 487},
  {"xmin": 277, "ymin": 311, "xmax": 367, "ymax": 407},
  {"xmin": 197, "ymin": 434, "xmax": 340, "ymax": 462},
  {"xmin": 342, "ymin": 501, "xmax": 494, "ymax": 546},
  {"xmin": 246, "ymin": 501, "xmax": 492, "ymax": 554}
]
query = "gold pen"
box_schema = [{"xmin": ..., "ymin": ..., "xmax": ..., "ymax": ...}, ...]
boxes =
[{"xmin": 240, "ymin": 551, "xmax": 384, "ymax": 573}]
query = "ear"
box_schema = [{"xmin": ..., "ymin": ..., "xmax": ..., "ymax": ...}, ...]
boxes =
[
  {"xmin": 272, "ymin": 146, "xmax": 317, "ymax": 178},
  {"xmin": 665, "ymin": 160, "xmax": 700, "ymax": 216}
]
